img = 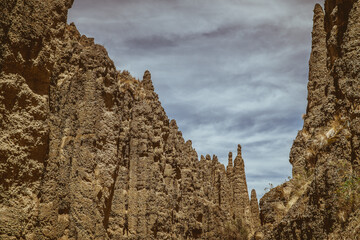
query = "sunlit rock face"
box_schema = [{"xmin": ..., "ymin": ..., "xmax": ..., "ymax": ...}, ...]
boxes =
[
  {"xmin": 0, "ymin": 1, "xmax": 258, "ymax": 239},
  {"xmin": 2, "ymin": 0, "xmax": 359, "ymax": 239},
  {"xmin": 259, "ymin": 1, "xmax": 360, "ymax": 239}
]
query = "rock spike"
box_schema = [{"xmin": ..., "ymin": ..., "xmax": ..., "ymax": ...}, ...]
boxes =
[
  {"xmin": 307, "ymin": 3, "xmax": 327, "ymax": 112},
  {"xmin": 228, "ymin": 152, "xmax": 233, "ymax": 167},
  {"xmin": 250, "ymin": 189, "xmax": 261, "ymax": 229},
  {"xmin": 142, "ymin": 70, "xmax": 154, "ymax": 91},
  {"xmin": 169, "ymin": 119, "xmax": 178, "ymax": 130},
  {"xmin": 237, "ymin": 144, "xmax": 242, "ymax": 157},
  {"xmin": 234, "ymin": 144, "xmax": 243, "ymax": 168},
  {"xmin": 230, "ymin": 144, "xmax": 250, "ymax": 223}
]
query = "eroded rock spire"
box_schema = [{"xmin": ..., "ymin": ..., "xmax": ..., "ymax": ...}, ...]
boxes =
[
  {"xmin": 250, "ymin": 189, "xmax": 261, "ymax": 230},
  {"xmin": 142, "ymin": 70, "xmax": 154, "ymax": 91},
  {"xmin": 227, "ymin": 152, "xmax": 233, "ymax": 174}
]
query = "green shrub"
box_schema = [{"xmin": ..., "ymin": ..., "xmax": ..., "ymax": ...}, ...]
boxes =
[{"xmin": 337, "ymin": 173, "xmax": 360, "ymax": 212}]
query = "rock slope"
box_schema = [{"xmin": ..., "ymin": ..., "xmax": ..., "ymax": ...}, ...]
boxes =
[
  {"xmin": 0, "ymin": 0, "xmax": 259, "ymax": 239},
  {"xmin": 259, "ymin": 0, "xmax": 360, "ymax": 239}
]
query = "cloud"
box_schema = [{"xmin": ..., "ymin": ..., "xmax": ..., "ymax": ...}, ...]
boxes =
[
  {"xmin": 68, "ymin": 0, "xmax": 321, "ymax": 197},
  {"xmin": 125, "ymin": 35, "xmax": 178, "ymax": 49}
]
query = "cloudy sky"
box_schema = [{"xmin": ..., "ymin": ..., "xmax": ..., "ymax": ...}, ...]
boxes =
[{"xmin": 68, "ymin": 0, "xmax": 321, "ymax": 198}]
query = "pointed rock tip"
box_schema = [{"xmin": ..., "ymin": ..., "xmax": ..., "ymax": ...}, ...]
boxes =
[
  {"xmin": 143, "ymin": 70, "xmax": 151, "ymax": 79},
  {"xmin": 169, "ymin": 119, "xmax": 178, "ymax": 129},
  {"xmin": 251, "ymin": 189, "xmax": 257, "ymax": 198},
  {"xmin": 228, "ymin": 152, "xmax": 233, "ymax": 166},
  {"xmin": 314, "ymin": 3, "xmax": 324, "ymax": 14},
  {"xmin": 142, "ymin": 70, "xmax": 154, "ymax": 91},
  {"xmin": 314, "ymin": 3, "xmax": 323, "ymax": 13},
  {"xmin": 237, "ymin": 144, "xmax": 242, "ymax": 156}
]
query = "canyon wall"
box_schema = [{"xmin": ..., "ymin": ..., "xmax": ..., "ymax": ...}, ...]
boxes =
[
  {"xmin": 1, "ymin": 0, "xmax": 360, "ymax": 239},
  {"xmin": 259, "ymin": 1, "xmax": 360, "ymax": 239},
  {"xmin": 0, "ymin": 0, "xmax": 259, "ymax": 239}
]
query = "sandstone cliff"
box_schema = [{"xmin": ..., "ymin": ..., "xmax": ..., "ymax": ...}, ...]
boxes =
[
  {"xmin": 259, "ymin": 1, "xmax": 360, "ymax": 239},
  {"xmin": 0, "ymin": 0, "xmax": 259, "ymax": 239},
  {"xmin": 2, "ymin": 0, "xmax": 360, "ymax": 239}
]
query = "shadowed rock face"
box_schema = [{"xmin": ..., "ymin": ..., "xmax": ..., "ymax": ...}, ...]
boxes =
[
  {"xmin": 259, "ymin": 0, "xmax": 360, "ymax": 239},
  {"xmin": 0, "ymin": 0, "xmax": 259, "ymax": 239}
]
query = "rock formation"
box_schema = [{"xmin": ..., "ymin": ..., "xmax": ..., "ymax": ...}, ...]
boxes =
[
  {"xmin": 2, "ymin": 0, "xmax": 360, "ymax": 239},
  {"xmin": 0, "ymin": 0, "xmax": 259, "ymax": 239},
  {"xmin": 259, "ymin": 0, "xmax": 360, "ymax": 239}
]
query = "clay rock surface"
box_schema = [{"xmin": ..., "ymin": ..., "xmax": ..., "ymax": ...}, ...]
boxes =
[
  {"xmin": 259, "ymin": 0, "xmax": 360, "ymax": 239},
  {"xmin": 2, "ymin": 0, "xmax": 360, "ymax": 239},
  {"xmin": 0, "ymin": 0, "xmax": 259, "ymax": 239}
]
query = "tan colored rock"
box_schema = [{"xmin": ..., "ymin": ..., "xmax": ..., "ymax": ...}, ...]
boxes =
[
  {"xmin": 250, "ymin": 189, "xmax": 261, "ymax": 230},
  {"xmin": 0, "ymin": 1, "xmax": 259, "ymax": 239},
  {"xmin": 259, "ymin": 1, "xmax": 360, "ymax": 239},
  {"xmin": 0, "ymin": 0, "xmax": 74, "ymax": 238}
]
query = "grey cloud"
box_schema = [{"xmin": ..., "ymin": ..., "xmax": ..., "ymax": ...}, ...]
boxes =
[
  {"xmin": 202, "ymin": 24, "xmax": 244, "ymax": 38},
  {"xmin": 68, "ymin": 0, "xmax": 321, "ymax": 197},
  {"xmin": 125, "ymin": 35, "xmax": 178, "ymax": 49}
]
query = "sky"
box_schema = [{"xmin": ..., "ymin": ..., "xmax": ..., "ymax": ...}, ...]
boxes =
[{"xmin": 68, "ymin": 0, "xmax": 322, "ymax": 198}]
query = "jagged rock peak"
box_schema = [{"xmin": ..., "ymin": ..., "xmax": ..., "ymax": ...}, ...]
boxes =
[
  {"xmin": 169, "ymin": 119, "xmax": 178, "ymax": 129},
  {"xmin": 234, "ymin": 144, "xmax": 244, "ymax": 168},
  {"xmin": 259, "ymin": 0, "xmax": 360, "ymax": 239},
  {"xmin": 314, "ymin": 3, "xmax": 323, "ymax": 13},
  {"xmin": 250, "ymin": 189, "xmax": 261, "ymax": 230},
  {"xmin": 142, "ymin": 69, "xmax": 154, "ymax": 91},
  {"xmin": 228, "ymin": 152, "xmax": 233, "ymax": 167},
  {"xmin": 251, "ymin": 189, "xmax": 257, "ymax": 200},
  {"xmin": 237, "ymin": 144, "xmax": 242, "ymax": 157}
]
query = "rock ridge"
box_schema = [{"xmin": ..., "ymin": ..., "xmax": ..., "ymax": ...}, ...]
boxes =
[
  {"xmin": 2, "ymin": 0, "xmax": 360, "ymax": 239},
  {"xmin": 0, "ymin": 1, "xmax": 259, "ymax": 239},
  {"xmin": 259, "ymin": 0, "xmax": 360, "ymax": 239}
]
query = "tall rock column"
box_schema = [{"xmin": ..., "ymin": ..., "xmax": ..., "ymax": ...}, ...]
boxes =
[
  {"xmin": 250, "ymin": 189, "xmax": 261, "ymax": 230},
  {"xmin": 0, "ymin": 0, "xmax": 74, "ymax": 238},
  {"xmin": 290, "ymin": 3, "xmax": 330, "ymax": 177},
  {"xmin": 260, "ymin": 1, "xmax": 360, "ymax": 239},
  {"xmin": 232, "ymin": 145, "xmax": 250, "ymax": 218}
]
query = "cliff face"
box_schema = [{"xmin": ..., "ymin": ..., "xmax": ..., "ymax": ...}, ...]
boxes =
[
  {"xmin": 0, "ymin": 0, "xmax": 260, "ymax": 239},
  {"xmin": 2, "ymin": 0, "xmax": 360, "ymax": 239},
  {"xmin": 259, "ymin": 0, "xmax": 360, "ymax": 239}
]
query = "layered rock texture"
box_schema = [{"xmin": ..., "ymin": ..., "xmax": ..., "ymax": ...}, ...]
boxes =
[
  {"xmin": 0, "ymin": 0, "xmax": 259, "ymax": 239},
  {"xmin": 259, "ymin": 0, "xmax": 360, "ymax": 239},
  {"xmin": 2, "ymin": 0, "xmax": 360, "ymax": 239}
]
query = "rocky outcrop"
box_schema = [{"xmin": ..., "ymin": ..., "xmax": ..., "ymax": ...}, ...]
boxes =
[
  {"xmin": 3, "ymin": 0, "xmax": 359, "ymax": 239},
  {"xmin": 259, "ymin": 1, "xmax": 360, "ymax": 239},
  {"xmin": 250, "ymin": 190, "xmax": 261, "ymax": 231},
  {"xmin": 0, "ymin": 0, "xmax": 74, "ymax": 238},
  {"xmin": 0, "ymin": 0, "xmax": 259, "ymax": 239}
]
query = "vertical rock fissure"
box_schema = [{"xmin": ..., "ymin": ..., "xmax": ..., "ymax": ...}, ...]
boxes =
[
  {"xmin": 325, "ymin": 1, "xmax": 355, "ymax": 68},
  {"xmin": 103, "ymin": 115, "xmax": 122, "ymax": 233},
  {"xmin": 103, "ymin": 88, "xmax": 124, "ymax": 232},
  {"xmin": 102, "ymin": 157, "xmax": 120, "ymax": 232}
]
